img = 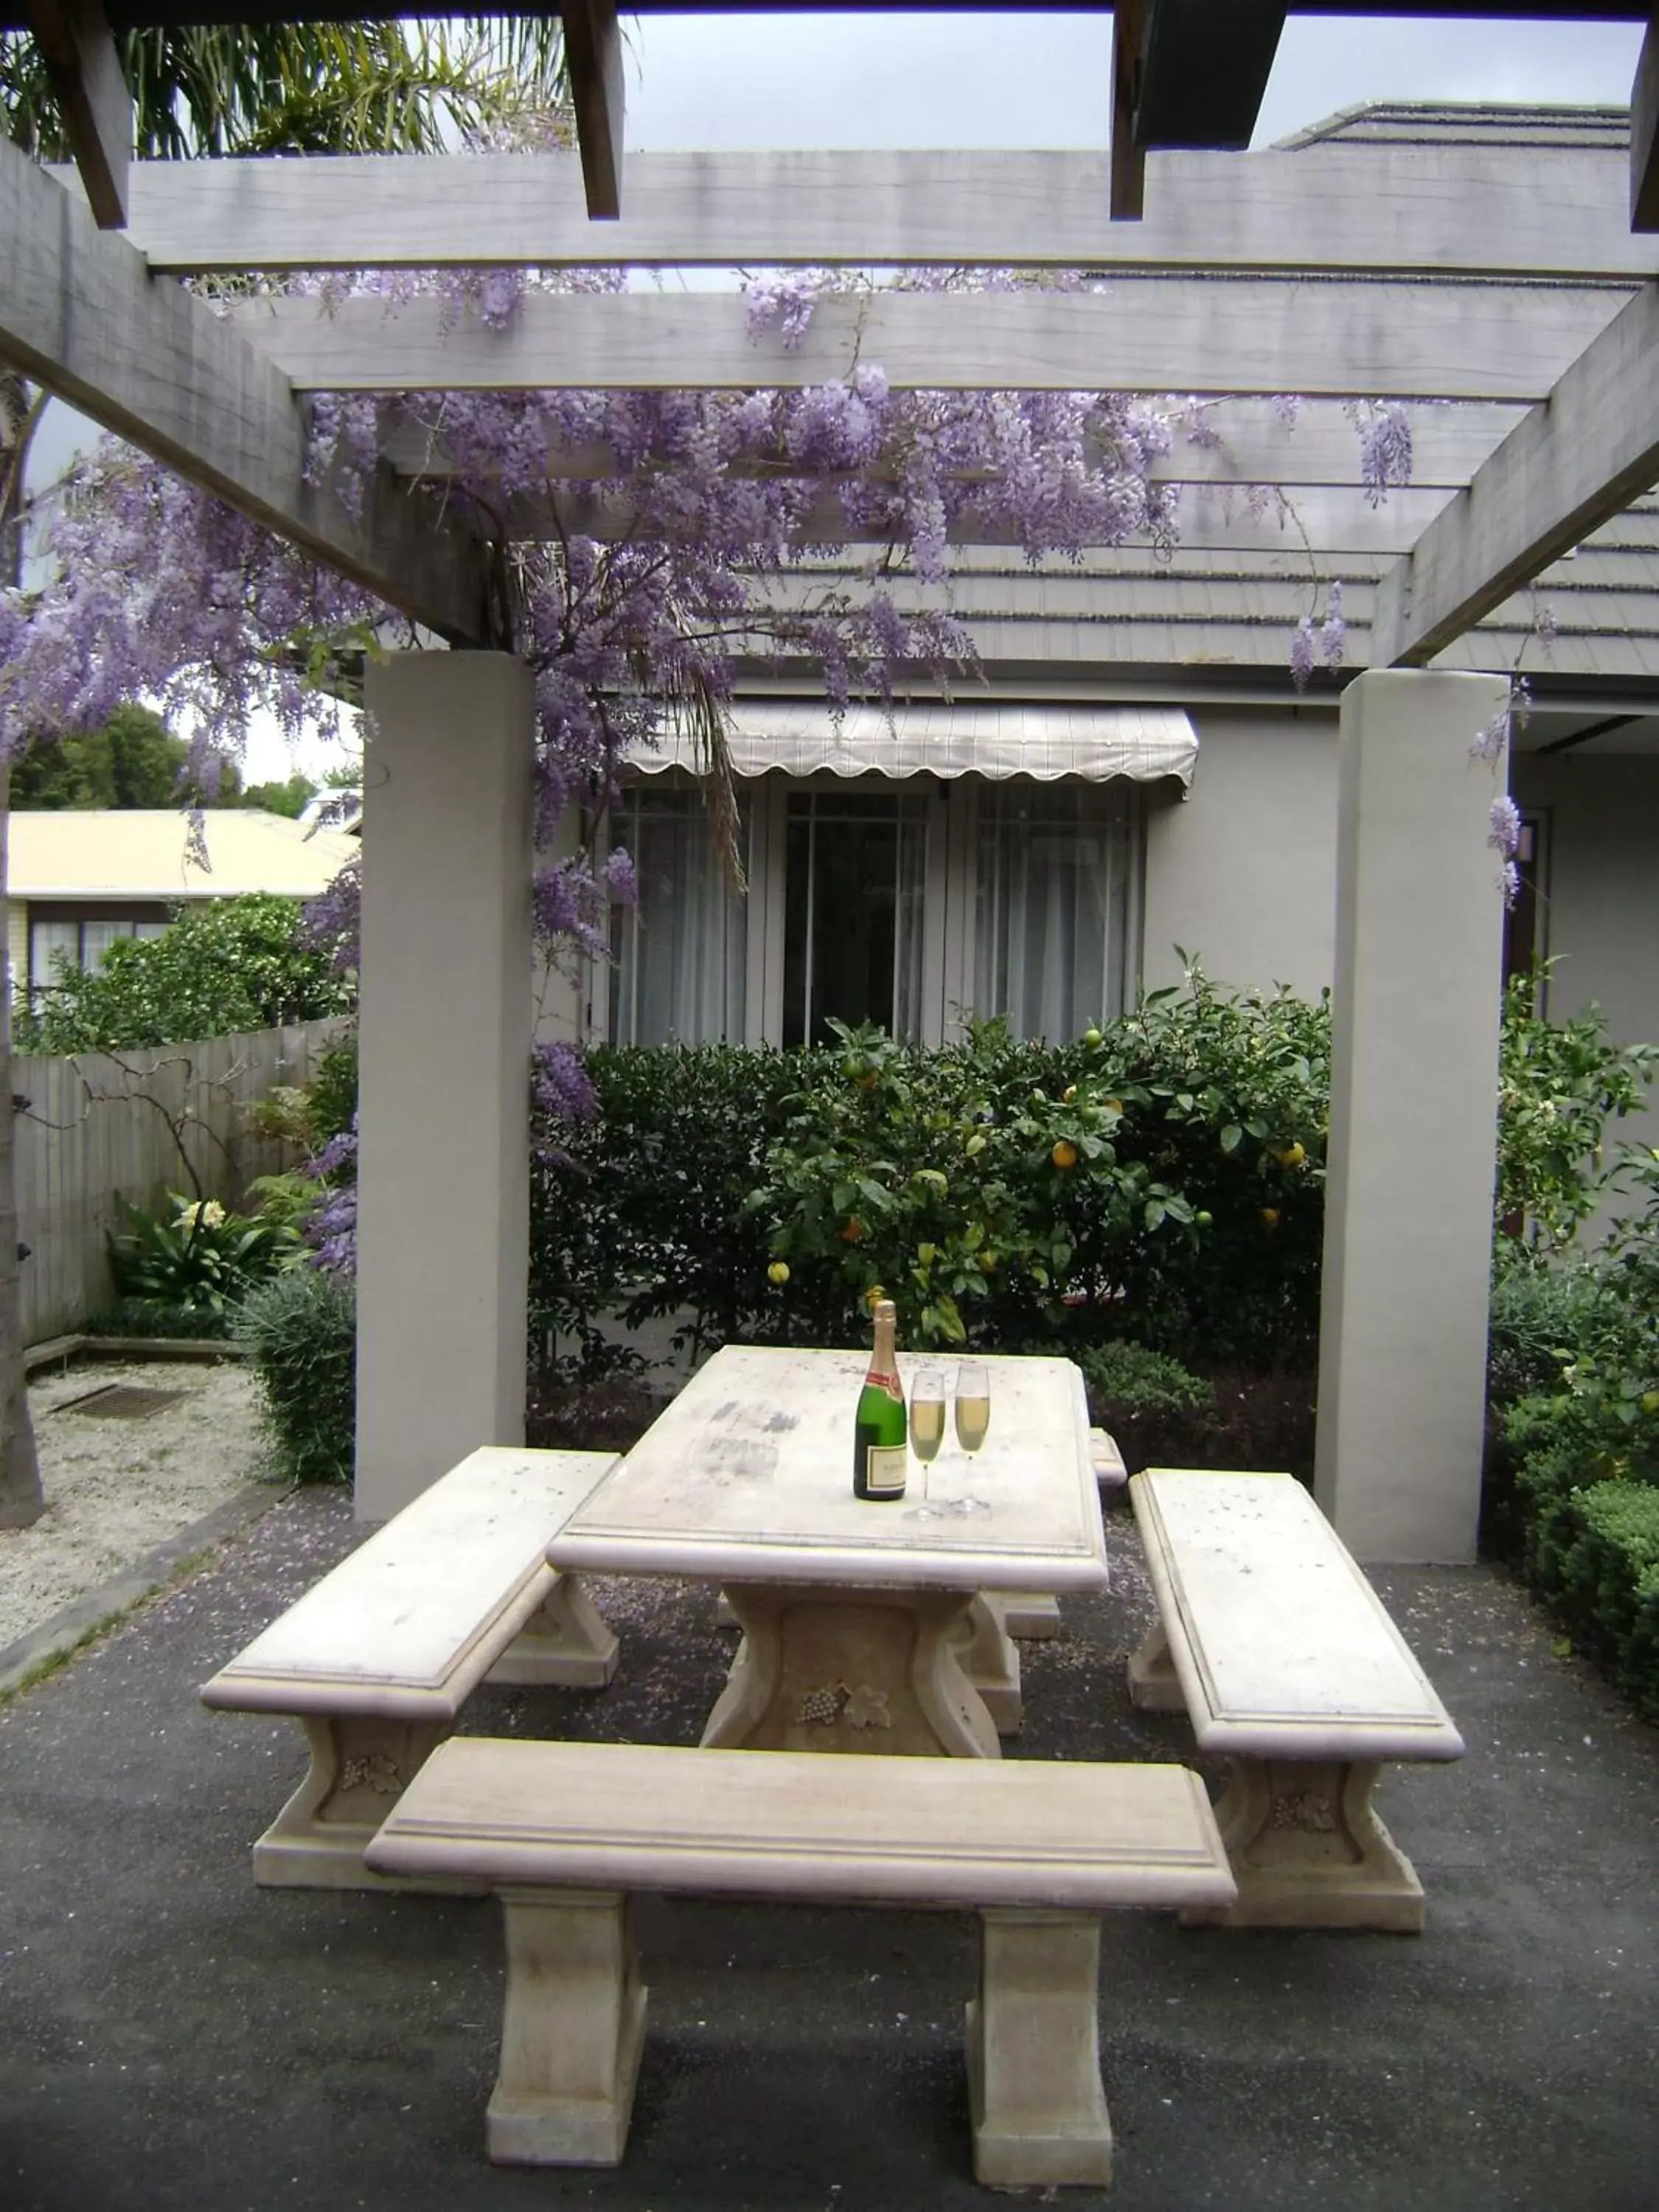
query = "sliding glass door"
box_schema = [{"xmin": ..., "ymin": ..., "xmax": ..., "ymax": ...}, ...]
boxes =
[{"xmin": 780, "ymin": 787, "xmax": 930, "ymax": 1047}]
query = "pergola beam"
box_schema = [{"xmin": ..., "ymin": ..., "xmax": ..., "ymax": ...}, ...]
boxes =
[
  {"xmin": 380, "ymin": 397, "xmax": 1531, "ymax": 495},
  {"xmin": 225, "ymin": 281, "xmax": 1634, "ymax": 402},
  {"xmin": 560, "ymin": 0, "xmax": 624, "ymax": 220},
  {"xmin": 66, "ymin": 145, "xmax": 1659, "ymax": 281},
  {"xmin": 1110, "ymin": 0, "xmax": 1147, "ymax": 221},
  {"xmin": 420, "ymin": 480, "xmax": 1456, "ymax": 560},
  {"xmin": 23, "ymin": 0, "xmax": 130, "ymax": 227},
  {"xmin": 1633, "ymin": 15, "xmax": 1659, "ymax": 232},
  {"xmin": 1137, "ymin": 1, "xmax": 1287, "ymax": 150},
  {"xmin": 1371, "ymin": 282, "xmax": 1659, "ymax": 666},
  {"xmin": 0, "ymin": 141, "xmax": 492, "ymax": 644}
]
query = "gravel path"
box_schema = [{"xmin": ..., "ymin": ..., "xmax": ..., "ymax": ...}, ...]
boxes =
[{"xmin": 0, "ymin": 1357, "xmax": 269, "ymax": 1651}]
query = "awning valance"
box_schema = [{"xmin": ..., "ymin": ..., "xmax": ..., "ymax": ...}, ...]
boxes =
[{"xmin": 628, "ymin": 702, "xmax": 1198, "ymax": 786}]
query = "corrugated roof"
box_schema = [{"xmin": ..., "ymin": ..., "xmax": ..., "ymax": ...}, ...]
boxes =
[
  {"xmin": 1275, "ymin": 102, "xmax": 1630, "ymax": 152},
  {"xmin": 8, "ymin": 810, "xmax": 358, "ymax": 901}
]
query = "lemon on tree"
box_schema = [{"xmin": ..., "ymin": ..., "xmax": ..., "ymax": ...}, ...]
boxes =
[
  {"xmin": 767, "ymin": 1260, "xmax": 790, "ymax": 1287},
  {"xmin": 1051, "ymin": 1139, "xmax": 1079, "ymax": 1169}
]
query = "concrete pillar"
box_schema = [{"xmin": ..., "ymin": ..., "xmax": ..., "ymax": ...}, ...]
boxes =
[
  {"xmin": 356, "ymin": 653, "xmax": 535, "ymax": 1520},
  {"xmin": 1314, "ymin": 669, "xmax": 1509, "ymax": 1562}
]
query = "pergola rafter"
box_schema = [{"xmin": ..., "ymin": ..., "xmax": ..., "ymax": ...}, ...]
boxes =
[
  {"xmin": 54, "ymin": 143, "xmax": 1659, "ymax": 281},
  {"xmin": 220, "ymin": 279, "xmax": 1638, "ymax": 404}
]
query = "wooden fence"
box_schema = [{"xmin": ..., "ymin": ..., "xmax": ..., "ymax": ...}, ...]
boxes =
[{"xmin": 13, "ymin": 1020, "xmax": 346, "ymax": 1344}]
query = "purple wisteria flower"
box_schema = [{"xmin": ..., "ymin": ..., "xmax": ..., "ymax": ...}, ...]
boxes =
[{"xmin": 1487, "ymin": 794, "xmax": 1523, "ymax": 858}]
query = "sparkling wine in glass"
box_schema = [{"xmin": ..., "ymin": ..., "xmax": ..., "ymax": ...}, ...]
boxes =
[
  {"xmin": 909, "ymin": 1368, "xmax": 947, "ymax": 1468},
  {"xmin": 953, "ymin": 1363, "xmax": 991, "ymax": 1454}
]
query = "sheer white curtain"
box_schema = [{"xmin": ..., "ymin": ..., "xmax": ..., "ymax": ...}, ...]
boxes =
[
  {"xmin": 973, "ymin": 782, "xmax": 1133, "ymax": 1041},
  {"xmin": 608, "ymin": 783, "xmax": 748, "ymax": 1046}
]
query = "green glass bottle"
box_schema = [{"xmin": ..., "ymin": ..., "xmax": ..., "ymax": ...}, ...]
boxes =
[{"xmin": 853, "ymin": 1299, "xmax": 908, "ymax": 1500}]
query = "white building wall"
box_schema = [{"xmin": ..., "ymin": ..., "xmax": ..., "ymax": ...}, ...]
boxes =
[{"xmin": 1141, "ymin": 707, "xmax": 1339, "ymax": 997}]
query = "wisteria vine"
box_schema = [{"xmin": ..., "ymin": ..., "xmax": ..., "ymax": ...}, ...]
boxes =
[{"xmin": 1, "ymin": 265, "xmax": 1449, "ymax": 995}]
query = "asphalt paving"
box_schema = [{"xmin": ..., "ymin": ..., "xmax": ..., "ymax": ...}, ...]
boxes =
[{"xmin": 1, "ymin": 1484, "xmax": 1655, "ymax": 2212}]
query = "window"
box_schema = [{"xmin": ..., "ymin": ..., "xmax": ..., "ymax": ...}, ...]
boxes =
[
  {"xmin": 782, "ymin": 787, "xmax": 930, "ymax": 1047},
  {"xmin": 973, "ymin": 782, "xmax": 1135, "ymax": 1040},
  {"xmin": 602, "ymin": 771, "xmax": 1141, "ymax": 1051},
  {"xmin": 27, "ymin": 907, "xmax": 170, "ymax": 1001},
  {"xmin": 607, "ymin": 781, "xmax": 748, "ymax": 1046}
]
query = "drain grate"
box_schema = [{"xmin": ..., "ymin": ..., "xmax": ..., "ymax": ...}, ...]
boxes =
[{"xmin": 60, "ymin": 1382, "xmax": 189, "ymax": 1421}]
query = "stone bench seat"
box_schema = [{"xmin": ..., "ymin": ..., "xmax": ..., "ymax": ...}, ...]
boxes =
[
  {"xmin": 200, "ymin": 1445, "xmax": 619, "ymax": 1891},
  {"xmin": 1126, "ymin": 1467, "xmax": 1466, "ymax": 1933},
  {"xmin": 365, "ymin": 1735, "xmax": 1236, "ymax": 2191}
]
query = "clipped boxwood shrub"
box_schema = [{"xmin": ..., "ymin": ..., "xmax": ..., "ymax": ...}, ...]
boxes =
[
  {"xmin": 234, "ymin": 1266, "xmax": 355, "ymax": 1486},
  {"xmin": 1546, "ymin": 1481, "xmax": 1659, "ymax": 1718}
]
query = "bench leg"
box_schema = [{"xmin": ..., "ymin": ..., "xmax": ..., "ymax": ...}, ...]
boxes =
[
  {"xmin": 489, "ymin": 1573, "xmax": 620, "ymax": 1689},
  {"xmin": 967, "ymin": 1910, "xmax": 1112, "ymax": 2190},
  {"xmin": 998, "ymin": 1590, "xmax": 1062, "ymax": 1640},
  {"xmin": 254, "ymin": 1715, "xmax": 481, "ymax": 1893},
  {"xmin": 1182, "ymin": 1757, "xmax": 1426, "ymax": 1934},
  {"xmin": 1126, "ymin": 1619, "xmax": 1186, "ymax": 1712},
  {"xmin": 954, "ymin": 1595, "xmax": 1024, "ymax": 1735},
  {"xmin": 487, "ymin": 1888, "xmax": 647, "ymax": 2168}
]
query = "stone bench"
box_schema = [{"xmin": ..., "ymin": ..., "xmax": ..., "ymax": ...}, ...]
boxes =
[
  {"xmin": 365, "ymin": 1736, "xmax": 1235, "ymax": 2191},
  {"xmin": 200, "ymin": 1446, "xmax": 620, "ymax": 1891},
  {"xmin": 1126, "ymin": 1467, "xmax": 1466, "ymax": 1933}
]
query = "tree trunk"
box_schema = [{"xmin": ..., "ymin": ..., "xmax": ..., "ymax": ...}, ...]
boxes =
[{"xmin": 0, "ymin": 372, "xmax": 46, "ymax": 1526}]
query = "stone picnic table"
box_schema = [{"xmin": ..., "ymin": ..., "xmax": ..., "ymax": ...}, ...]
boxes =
[{"xmin": 546, "ymin": 1343, "xmax": 1109, "ymax": 1757}]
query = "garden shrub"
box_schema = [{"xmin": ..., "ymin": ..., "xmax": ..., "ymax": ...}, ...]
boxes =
[
  {"xmin": 234, "ymin": 1266, "xmax": 357, "ymax": 1485},
  {"xmin": 1540, "ymin": 1481, "xmax": 1659, "ymax": 1719},
  {"xmin": 1497, "ymin": 971, "xmax": 1658, "ymax": 1254},
  {"xmin": 1486, "ymin": 1260, "xmax": 1608, "ymax": 1405},
  {"xmin": 15, "ymin": 894, "xmax": 355, "ymax": 1054}
]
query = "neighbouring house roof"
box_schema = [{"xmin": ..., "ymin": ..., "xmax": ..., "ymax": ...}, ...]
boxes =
[
  {"xmin": 1273, "ymin": 101, "xmax": 1630, "ymax": 151},
  {"xmin": 7, "ymin": 809, "xmax": 358, "ymax": 902},
  {"xmin": 628, "ymin": 701, "xmax": 1200, "ymax": 786}
]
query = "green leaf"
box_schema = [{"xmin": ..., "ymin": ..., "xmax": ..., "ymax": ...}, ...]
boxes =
[{"xmin": 1220, "ymin": 1124, "xmax": 1242, "ymax": 1152}]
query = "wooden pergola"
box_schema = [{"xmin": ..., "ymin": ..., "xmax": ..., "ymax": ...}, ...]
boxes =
[{"xmin": 4, "ymin": 1, "xmax": 1658, "ymax": 1559}]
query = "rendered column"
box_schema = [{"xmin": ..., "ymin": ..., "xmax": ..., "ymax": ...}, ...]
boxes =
[
  {"xmin": 1314, "ymin": 669, "xmax": 1509, "ymax": 1562},
  {"xmin": 356, "ymin": 653, "xmax": 535, "ymax": 1520}
]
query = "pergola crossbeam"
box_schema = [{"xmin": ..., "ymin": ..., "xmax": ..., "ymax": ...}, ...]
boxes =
[
  {"xmin": 560, "ymin": 0, "xmax": 624, "ymax": 220},
  {"xmin": 1371, "ymin": 281, "xmax": 1659, "ymax": 665},
  {"xmin": 428, "ymin": 481, "xmax": 1455, "ymax": 560},
  {"xmin": 1633, "ymin": 17, "xmax": 1659, "ymax": 232},
  {"xmin": 0, "ymin": 141, "xmax": 492, "ymax": 644},
  {"xmin": 1137, "ymin": 1, "xmax": 1287, "ymax": 151},
  {"xmin": 379, "ymin": 397, "xmax": 1531, "ymax": 495},
  {"xmin": 223, "ymin": 281, "xmax": 1635, "ymax": 402},
  {"xmin": 64, "ymin": 145, "xmax": 1659, "ymax": 281},
  {"xmin": 23, "ymin": 0, "xmax": 130, "ymax": 227}
]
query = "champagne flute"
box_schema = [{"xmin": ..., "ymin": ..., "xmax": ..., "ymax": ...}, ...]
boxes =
[
  {"xmin": 953, "ymin": 1362, "xmax": 991, "ymax": 1455},
  {"xmin": 909, "ymin": 1366, "xmax": 947, "ymax": 1496}
]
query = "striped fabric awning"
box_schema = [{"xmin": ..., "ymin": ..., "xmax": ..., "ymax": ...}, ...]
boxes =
[{"xmin": 628, "ymin": 700, "xmax": 1199, "ymax": 785}]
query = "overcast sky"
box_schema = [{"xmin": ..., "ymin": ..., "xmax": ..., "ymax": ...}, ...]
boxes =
[
  {"xmin": 621, "ymin": 10, "xmax": 1645, "ymax": 152},
  {"xmin": 28, "ymin": 10, "xmax": 1650, "ymax": 781}
]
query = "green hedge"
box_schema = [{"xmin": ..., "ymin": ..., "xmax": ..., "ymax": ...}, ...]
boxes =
[
  {"xmin": 531, "ymin": 981, "xmax": 1335, "ymax": 1374},
  {"xmin": 1531, "ymin": 1481, "xmax": 1659, "ymax": 1718}
]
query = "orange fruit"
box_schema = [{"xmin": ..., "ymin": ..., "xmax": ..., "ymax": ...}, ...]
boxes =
[{"xmin": 1051, "ymin": 1140, "xmax": 1079, "ymax": 1170}]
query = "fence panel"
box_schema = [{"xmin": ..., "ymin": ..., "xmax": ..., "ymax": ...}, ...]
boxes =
[{"xmin": 13, "ymin": 1019, "xmax": 346, "ymax": 1343}]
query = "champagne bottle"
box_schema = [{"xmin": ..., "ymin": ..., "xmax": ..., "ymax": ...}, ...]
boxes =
[{"xmin": 853, "ymin": 1299, "xmax": 908, "ymax": 1500}]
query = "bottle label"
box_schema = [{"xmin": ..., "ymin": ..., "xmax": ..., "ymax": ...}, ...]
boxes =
[{"xmin": 863, "ymin": 1444, "xmax": 907, "ymax": 1498}]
